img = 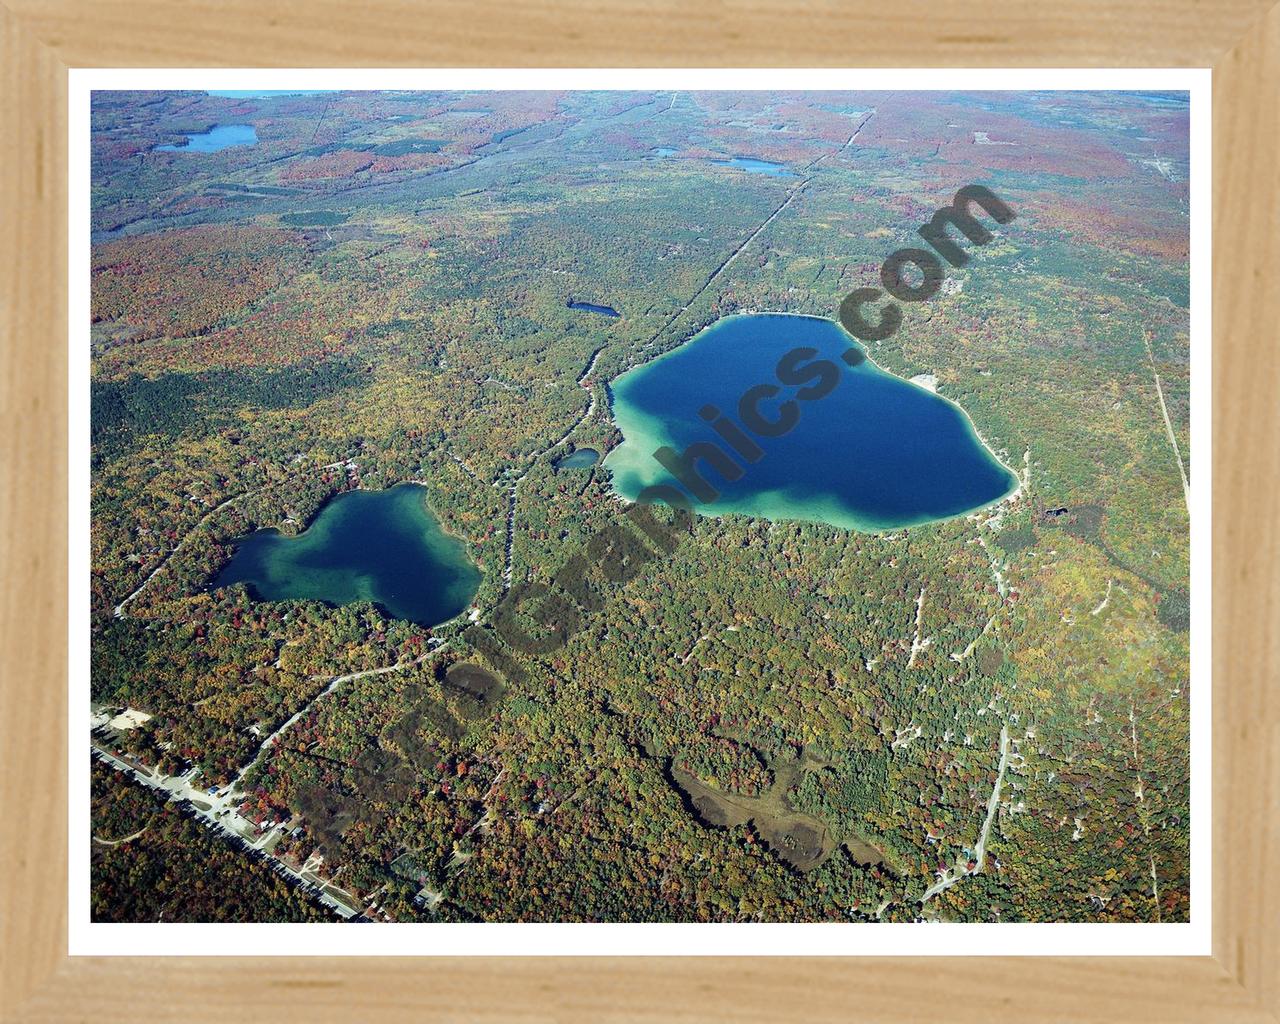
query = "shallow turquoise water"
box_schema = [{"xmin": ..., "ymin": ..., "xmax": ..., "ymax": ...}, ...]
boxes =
[
  {"xmin": 213, "ymin": 484, "xmax": 480, "ymax": 627},
  {"xmin": 604, "ymin": 314, "xmax": 1017, "ymax": 532}
]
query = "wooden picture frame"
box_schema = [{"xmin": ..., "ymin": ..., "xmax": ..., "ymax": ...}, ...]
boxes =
[{"xmin": 2, "ymin": 2, "xmax": 1276, "ymax": 1019}]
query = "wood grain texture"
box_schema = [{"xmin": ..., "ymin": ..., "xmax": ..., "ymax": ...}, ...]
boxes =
[
  {"xmin": 0, "ymin": 2, "xmax": 69, "ymax": 1017},
  {"xmin": 0, "ymin": 0, "xmax": 1276, "ymax": 1020},
  {"xmin": 1212, "ymin": 3, "xmax": 1280, "ymax": 1014},
  {"xmin": 2, "ymin": 0, "xmax": 1277, "ymax": 66},
  {"xmin": 5, "ymin": 957, "xmax": 1275, "ymax": 1023}
]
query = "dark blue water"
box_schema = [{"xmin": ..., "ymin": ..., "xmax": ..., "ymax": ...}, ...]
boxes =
[
  {"xmin": 213, "ymin": 484, "xmax": 480, "ymax": 627},
  {"xmin": 568, "ymin": 300, "xmax": 621, "ymax": 318},
  {"xmin": 605, "ymin": 314, "xmax": 1017, "ymax": 532},
  {"xmin": 712, "ymin": 157, "xmax": 796, "ymax": 178},
  {"xmin": 156, "ymin": 124, "xmax": 258, "ymax": 153}
]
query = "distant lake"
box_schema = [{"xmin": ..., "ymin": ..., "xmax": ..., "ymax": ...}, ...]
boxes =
[
  {"xmin": 713, "ymin": 157, "xmax": 796, "ymax": 178},
  {"xmin": 206, "ymin": 90, "xmax": 332, "ymax": 98},
  {"xmin": 605, "ymin": 314, "xmax": 1017, "ymax": 532},
  {"xmin": 214, "ymin": 484, "xmax": 480, "ymax": 627},
  {"xmin": 568, "ymin": 300, "xmax": 621, "ymax": 318},
  {"xmin": 652, "ymin": 147, "xmax": 678, "ymax": 157},
  {"xmin": 553, "ymin": 447, "xmax": 600, "ymax": 470},
  {"xmin": 156, "ymin": 124, "xmax": 258, "ymax": 153}
]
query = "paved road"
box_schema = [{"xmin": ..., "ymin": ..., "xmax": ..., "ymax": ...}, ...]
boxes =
[{"xmin": 92, "ymin": 743, "xmax": 358, "ymax": 919}]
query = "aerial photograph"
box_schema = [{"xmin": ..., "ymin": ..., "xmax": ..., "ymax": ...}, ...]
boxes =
[{"xmin": 88, "ymin": 87, "xmax": 1191, "ymax": 925}]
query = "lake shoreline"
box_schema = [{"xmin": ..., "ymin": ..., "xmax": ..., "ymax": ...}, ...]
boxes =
[
  {"xmin": 213, "ymin": 482, "xmax": 481, "ymax": 628},
  {"xmin": 602, "ymin": 311, "xmax": 1020, "ymax": 534}
]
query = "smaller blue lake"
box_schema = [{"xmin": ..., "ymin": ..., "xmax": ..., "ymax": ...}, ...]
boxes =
[
  {"xmin": 713, "ymin": 157, "xmax": 796, "ymax": 177},
  {"xmin": 652, "ymin": 147, "xmax": 678, "ymax": 157},
  {"xmin": 553, "ymin": 447, "xmax": 600, "ymax": 470},
  {"xmin": 568, "ymin": 300, "xmax": 621, "ymax": 318},
  {"xmin": 213, "ymin": 484, "xmax": 480, "ymax": 627},
  {"xmin": 156, "ymin": 124, "xmax": 259, "ymax": 153}
]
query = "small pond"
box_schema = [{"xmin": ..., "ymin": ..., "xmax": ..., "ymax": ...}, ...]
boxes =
[
  {"xmin": 712, "ymin": 157, "xmax": 796, "ymax": 177},
  {"xmin": 567, "ymin": 300, "xmax": 621, "ymax": 318},
  {"xmin": 553, "ymin": 447, "xmax": 600, "ymax": 471}
]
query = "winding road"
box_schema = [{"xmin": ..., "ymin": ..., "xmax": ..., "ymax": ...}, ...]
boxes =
[{"xmin": 112, "ymin": 459, "xmax": 355, "ymax": 617}]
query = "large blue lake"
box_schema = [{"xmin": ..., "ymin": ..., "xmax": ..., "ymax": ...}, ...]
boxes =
[
  {"xmin": 214, "ymin": 484, "xmax": 480, "ymax": 627},
  {"xmin": 156, "ymin": 124, "xmax": 258, "ymax": 153},
  {"xmin": 604, "ymin": 314, "xmax": 1017, "ymax": 532}
]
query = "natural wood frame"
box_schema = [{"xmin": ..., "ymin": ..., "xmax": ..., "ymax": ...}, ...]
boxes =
[{"xmin": 2, "ymin": 2, "xmax": 1277, "ymax": 1019}]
